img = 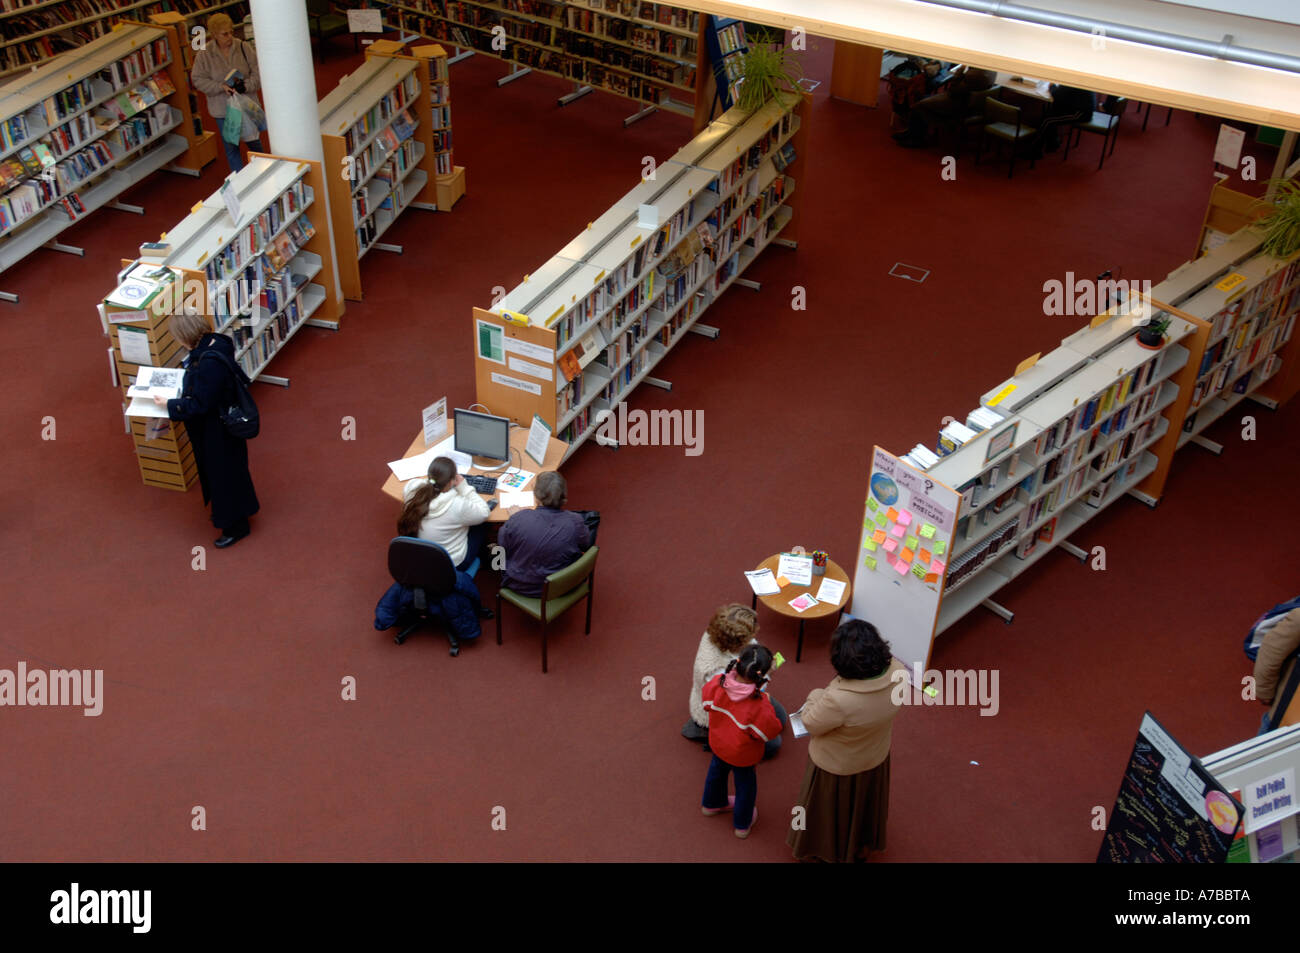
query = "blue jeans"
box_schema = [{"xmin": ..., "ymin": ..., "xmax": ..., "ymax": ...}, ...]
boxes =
[
  {"xmin": 223, "ymin": 136, "xmax": 245, "ymax": 172},
  {"xmin": 703, "ymin": 755, "xmax": 757, "ymax": 831}
]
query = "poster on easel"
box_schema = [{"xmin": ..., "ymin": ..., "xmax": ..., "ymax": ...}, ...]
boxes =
[{"xmin": 849, "ymin": 446, "xmax": 962, "ymax": 677}]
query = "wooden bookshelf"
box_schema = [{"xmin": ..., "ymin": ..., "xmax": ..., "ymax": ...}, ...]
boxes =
[
  {"xmin": 0, "ymin": 19, "xmax": 212, "ymax": 301},
  {"xmin": 345, "ymin": 0, "xmax": 705, "ymax": 123},
  {"xmin": 409, "ymin": 42, "xmax": 466, "ymax": 209},
  {"xmin": 319, "ymin": 48, "xmax": 438, "ymax": 301},
  {"xmin": 473, "ymin": 91, "xmax": 805, "ymax": 458}
]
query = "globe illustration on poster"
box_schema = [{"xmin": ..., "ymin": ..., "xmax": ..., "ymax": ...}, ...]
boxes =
[{"xmin": 870, "ymin": 472, "xmax": 899, "ymax": 506}]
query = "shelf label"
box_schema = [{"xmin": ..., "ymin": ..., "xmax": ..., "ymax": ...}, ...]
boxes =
[
  {"xmin": 987, "ymin": 383, "xmax": 1017, "ymax": 407},
  {"xmin": 1215, "ymin": 272, "xmax": 1246, "ymax": 293}
]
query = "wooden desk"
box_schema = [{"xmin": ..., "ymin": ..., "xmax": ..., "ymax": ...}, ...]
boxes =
[
  {"xmin": 750, "ymin": 555, "xmax": 852, "ymax": 663},
  {"xmin": 381, "ymin": 422, "xmax": 568, "ymax": 523}
]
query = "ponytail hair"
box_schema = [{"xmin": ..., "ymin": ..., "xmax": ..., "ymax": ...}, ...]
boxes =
[
  {"xmin": 397, "ymin": 456, "xmax": 459, "ymax": 537},
  {"xmin": 727, "ymin": 643, "xmax": 774, "ymax": 697}
]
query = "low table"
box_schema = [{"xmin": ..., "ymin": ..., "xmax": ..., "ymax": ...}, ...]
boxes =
[{"xmin": 750, "ymin": 554, "xmax": 852, "ymax": 663}]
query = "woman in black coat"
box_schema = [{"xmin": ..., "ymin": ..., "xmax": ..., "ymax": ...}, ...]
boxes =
[{"xmin": 153, "ymin": 312, "xmax": 259, "ymax": 547}]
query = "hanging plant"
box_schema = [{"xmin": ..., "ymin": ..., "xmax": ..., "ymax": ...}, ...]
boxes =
[
  {"xmin": 735, "ymin": 30, "xmax": 805, "ymax": 110},
  {"xmin": 1253, "ymin": 178, "xmax": 1300, "ymax": 259}
]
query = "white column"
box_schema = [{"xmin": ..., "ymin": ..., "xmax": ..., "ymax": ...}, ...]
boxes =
[{"xmin": 248, "ymin": 0, "xmax": 342, "ymax": 303}]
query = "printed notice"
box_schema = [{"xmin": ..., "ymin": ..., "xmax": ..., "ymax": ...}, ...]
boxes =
[
  {"xmin": 503, "ymin": 337, "xmax": 553, "ymax": 363},
  {"xmin": 491, "ymin": 371, "xmax": 541, "ymax": 396},
  {"xmin": 477, "ymin": 319, "xmax": 505, "ymax": 364},
  {"xmin": 508, "ymin": 356, "xmax": 552, "ymax": 381},
  {"xmin": 117, "ymin": 325, "xmax": 151, "ymax": 365},
  {"xmin": 422, "ymin": 397, "xmax": 447, "ymax": 446},
  {"xmin": 525, "ymin": 414, "xmax": 551, "ymax": 465}
]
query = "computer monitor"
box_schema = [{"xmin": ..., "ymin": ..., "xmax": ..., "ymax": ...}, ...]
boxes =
[{"xmin": 454, "ymin": 408, "xmax": 511, "ymax": 470}]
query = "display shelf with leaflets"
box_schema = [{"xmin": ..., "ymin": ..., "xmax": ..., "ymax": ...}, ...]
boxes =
[
  {"xmin": 0, "ymin": 18, "xmax": 213, "ymax": 301},
  {"xmin": 342, "ymin": 0, "xmax": 705, "ymax": 124},
  {"xmin": 319, "ymin": 45, "xmax": 439, "ymax": 301},
  {"xmin": 472, "ymin": 91, "xmax": 807, "ymax": 459}
]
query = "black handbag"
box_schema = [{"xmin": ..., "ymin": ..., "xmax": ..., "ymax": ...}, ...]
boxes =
[{"xmin": 199, "ymin": 349, "xmax": 260, "ymax": 439}]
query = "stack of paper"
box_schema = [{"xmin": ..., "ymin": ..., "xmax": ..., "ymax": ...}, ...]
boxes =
[
  {"xmin": 744, "ymin": 569, "xmax": 780, "ymax": 596},
  {"xmin": 966, "ymin": 406, "xmax": 1004, "ymax": 432},
  {"xmin": 938, "ymin": 420, "xmax": 978, "ymax": 455},
  {"xmin": 902, "ymin": 444, "xmax": 939, "ymax": 470}
]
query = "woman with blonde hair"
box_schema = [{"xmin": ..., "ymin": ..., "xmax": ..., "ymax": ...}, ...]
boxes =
[
  {"xmin": 191, "ymin": 12, "xmax": 262, "ymax": 171},
  {"xmin": 683, "ymin": 603, "xmax": 787, "ymax": 758},
  {"xmin": 152, "ymin": 312, "xmax": 258, "ymax": 547}
]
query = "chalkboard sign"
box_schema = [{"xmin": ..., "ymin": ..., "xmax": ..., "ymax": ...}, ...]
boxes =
[{"xmin": 1099, "ymin": 712, "xmax": 1244, "ymax": 863}]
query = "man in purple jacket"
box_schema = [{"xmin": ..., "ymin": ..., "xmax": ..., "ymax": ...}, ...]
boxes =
[{"xmin": 498, "ymin": 471, "xmax": 592, "ymax": 597}]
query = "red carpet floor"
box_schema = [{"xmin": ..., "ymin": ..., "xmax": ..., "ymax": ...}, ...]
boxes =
[{"xmin": 1, "ymin": 34, "xmax": 1295, "ymax": 862}]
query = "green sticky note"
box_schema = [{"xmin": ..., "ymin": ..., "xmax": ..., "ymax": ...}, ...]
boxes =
[
  {"xmin": 863, "ymin": 539, "xmax": 878, "ymax": 552},
  {"xmin": 934, "ymin": 540, "xmax": 947, "ymax": 555},
  {"xmin": 905, "ymin": 535, "xmax": 919, "ymax": 551},
  {"xmin": 864, "ymin": 555, "xmax": 877, "ymax": 570},
  {"xmin": 866, "ymin": 498, "xmax": 878, "ymax": 512},
  {"xmin": 923, "ymin": 684, "xmax": 938, "ymax": 698},
  {"xmin": 873, "ymin": 513, "xmax": 888, "ymax": 527},
  {"xmin": 919, "ymin": 523, "xmax": 937, "ymax": 539},
  {"xmin": 773, "ymin": 652, "xmax": 786, "ymax": 668},
  {"xmin": 911, "ymin": 562, "xmax": 927, "ymax": 579}
]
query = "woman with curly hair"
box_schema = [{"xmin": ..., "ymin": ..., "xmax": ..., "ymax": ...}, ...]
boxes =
[
  {"xmin": 787, "ymin": 619, "xmax": 905, "ymax": 862},
  {"xmin": 682, "ymin": 603, "xmax": 786, "ymax": 759}
]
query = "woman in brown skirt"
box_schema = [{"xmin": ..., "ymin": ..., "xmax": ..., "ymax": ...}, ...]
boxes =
[{"xmin": 787, "ymin": 619, "xmax": 905, "ymax": 862}]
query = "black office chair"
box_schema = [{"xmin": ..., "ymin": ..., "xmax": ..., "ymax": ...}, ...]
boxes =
[
  {"xmin": 387, "ymin": 536, "xmax": 480, "ymax": 656},
  {"xmin": 1065, "ymin": 95, "xmax": 1127, "ymax": 170}
]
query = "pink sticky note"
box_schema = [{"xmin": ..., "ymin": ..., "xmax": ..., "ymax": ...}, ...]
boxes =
[
  {"xmin": 883, "ymin": 538, "xmax": 898, "ymax": 553},
  {"xmin": 931, "ymin": 558, "xmax": 947, "ymax": 575},
  {"xmin": 886, "ymin": 553, "xmax": 897, "ymax": 565},
  {"xmin": 893, "ymin": 558, "xmax": 909, "ymax": 575},
  {"xmin": 889, "ymin": 523, "xmax": 905, "ymax": 538},
  {"xmin": 897, "ymin": 510, "xmax": 913, "ymax": 527}
]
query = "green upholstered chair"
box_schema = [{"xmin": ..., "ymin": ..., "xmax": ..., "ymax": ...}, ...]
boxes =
[
  {"xmin": 1064, "ymin": 96, "xmax": 1128, "ymax": 170},
  {"xmin": 496, "ymin": 546, "xmax": 599, "ymax": 673},
  {"xmin": 306, "ymin": 0, "xmax": 357, "ymax": 53},
  {"xmin": 976, "ymin": 97, "xmax": 1037, "ymax": 179},
  {"xmin": 954, "ymin": 85, "xmax": 1000, "ymax": 157}
]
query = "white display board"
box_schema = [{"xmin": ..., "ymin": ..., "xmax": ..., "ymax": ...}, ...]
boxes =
[{"xmin": 849, "ymin": 447, "xmax": 963, "ymax": 676}]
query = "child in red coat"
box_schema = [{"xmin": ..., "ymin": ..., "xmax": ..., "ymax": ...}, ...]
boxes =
[{"xmin": 700, "ymin": 644, "xmax": 783, "ymax": 838}]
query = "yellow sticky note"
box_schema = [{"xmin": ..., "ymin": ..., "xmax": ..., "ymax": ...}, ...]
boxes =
[
  {"xmin": 863, "ymin": 539, "xmax": 878, "ymax": 552},
  {"xmin": 864, "ymin": 555, "xmax": 877, "ymax": 570},
  {"xmin": 919, "ymin": 523, "xmax": 936, "ymax": 539},
  {"xmin": 988, "ymin": 383, "xmax": 1016, "ymax": 407},
  {"xmin": 874, "ymin": 513, "xmax": 888, "ymax": 527},
  {"xmin": 899, "ymin": 547, "xmax": 914, "ymax": 564},
  {"xmin": 886, "ymin": 507, "xmax": 900, "ymax": 522},
  {"xmin": 923, "ymin": 684, "xmax": 938, "ymax": 698},
  {"xmin": 919, "ymin": 548, "xmax": 932, "ymax": 565},
  {"xmin": 934, "ymin": 540, "xmax": 947, "ymax": 555}
]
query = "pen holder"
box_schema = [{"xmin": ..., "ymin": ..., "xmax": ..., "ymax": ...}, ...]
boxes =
[{"xmin": 811, "ymin": 550, "xmax": 827, "ymax": 576}]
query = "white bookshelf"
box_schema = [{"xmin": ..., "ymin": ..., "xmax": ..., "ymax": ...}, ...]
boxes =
[
  {"xmin": 0, "ymin": 22, "xmax": 187, "ymax": 301},
  {"xmin": 478, "ymin": 93, "xmax": 804, "ymax": 457},
  {"xmin": 157, "ymin": 156, "xmax": 334, "ymax": 384}
]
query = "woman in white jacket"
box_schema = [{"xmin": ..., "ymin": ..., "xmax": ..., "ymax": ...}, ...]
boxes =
[{"xmin": 398, "ymin": 456, "xmax": 491, "ymax": 570}]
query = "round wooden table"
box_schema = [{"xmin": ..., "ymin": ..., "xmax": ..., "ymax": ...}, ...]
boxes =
[{"xmin": 750, "ymin": 554, "xmax": 852, "ymax": 662}]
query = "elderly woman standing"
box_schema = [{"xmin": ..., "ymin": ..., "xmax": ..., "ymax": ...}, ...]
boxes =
[
  {"xmin": 787, "ymin": 619, "xmax": 905, "ymax": 862},
  {"xmin": 153, "ymin": 313, "xmax": 259, "ymax": 547},
  {"xmin": 191, "ymin": 13, "xmax": 262, "ymax": 171}
]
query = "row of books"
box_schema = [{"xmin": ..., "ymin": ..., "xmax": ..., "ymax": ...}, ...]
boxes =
[
  {"xmin": 563, "ymin": 9, "xmax": 695, "ymax": 58},
  {"xmin": 234, "ymin": 292, "xmax": 309, "ymax": 376},
  {"xmin": 944, "ymin": 517, "xmax": 1017, "ymax": 593},
  {"xmin": 203, "ymin": 178, "xmax": 309, "ymax": 285},
  {"xmin": 559, "ymin": 403, "xmax": 594, "ymax": 444},
  {"xmin": 213, "ymin": 216, "xmax": 316, "ymax": 325},
  {"xmin": 350, "ymin": 111, "xmax": 417, "ymax": 192},
  {"xmin": 342, "ymin": 73, "xmax": 419, "ymax": 157},
  {"xmin": 2, "ymin": 36, "xmax": 168, "ymax": 151},
  {"xmin": 656, "ymin": 287, "xmax": 705, "ymax": 347},
  {"xmin": 714, "ymin": 20, "xmax": 744, "ymax": 54},
  {"xmin": 575, "ymin": 0, "xmax": 700, "ymax": 32}
]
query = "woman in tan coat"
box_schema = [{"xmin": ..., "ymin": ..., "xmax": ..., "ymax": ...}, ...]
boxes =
[
  {"xmin": 787, "ymin": 619, "xmax": 905, "ymax": 862},
  {"xmin": 191, "ymin": 13, "xmax": 262, "ymax": 171}
]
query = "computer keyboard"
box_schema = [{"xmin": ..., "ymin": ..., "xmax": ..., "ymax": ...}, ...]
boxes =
[{"xmin": 464, "ymin": 474, "xmax": 498, "ymax": 495}]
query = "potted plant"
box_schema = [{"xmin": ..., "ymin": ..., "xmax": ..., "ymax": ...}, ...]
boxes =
[
  {"xmin": 734, "ymin": 30, "xmax": 804, "ymax": 110},
  {"xmin": 1136, "ymin": 313, "xmax": 1171, "ymax": 349},
  {"xmin": 1253, "ymin": 178, "xmax": 1300, "ymax": 259}
]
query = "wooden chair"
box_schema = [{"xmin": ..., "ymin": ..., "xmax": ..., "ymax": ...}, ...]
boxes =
[
  {"xmin": 496, "ymin": 546, "xmax": 599, "ymax": 673},
  {"xmin": 976, "ymin": 97, "xmax": 1036, "ymax": 179},
  {"xmin": 1065, "ymin": 96, "xmax": 1127, "ymax": 170}
]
